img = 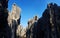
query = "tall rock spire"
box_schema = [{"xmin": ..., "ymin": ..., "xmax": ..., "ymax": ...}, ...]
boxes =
[{"xmin": 0, "ymin": 0, "xmax": 12, "ymax": 38}]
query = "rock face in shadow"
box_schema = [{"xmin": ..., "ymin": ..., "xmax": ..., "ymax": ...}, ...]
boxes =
[
  {"xmin": 36, "ymin": 3, "xmax": 60, "ymax": 38},
  {"xmin": 0, "ymin": 0, "xmax": 12, "ymax": 38}
]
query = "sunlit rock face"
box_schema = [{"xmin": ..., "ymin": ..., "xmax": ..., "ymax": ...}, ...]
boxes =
[
  {"xmin": 16, "ymin": 25, "xmax": 22, "ymax": 36},
  {"xmin": 16, "ymin": 25, "xmax": 26, "ymax": 38},
  {"xmin": 28, "ymin": 16, "xmax": 38, "ymax": 29},
  {"xmin": 36, "ymin": 3, "xmax": 60, "ymax": 38},
  {"xmin": 8, "ymin": 3, "xmax": 21, "ymax": 27},
  {"xmin": 8, "ymin": 3, "xmax": 21, "ymax": 38},
  {"xmin": 26, "ymin": 16, "xmax": 38, "ymax": 38}
]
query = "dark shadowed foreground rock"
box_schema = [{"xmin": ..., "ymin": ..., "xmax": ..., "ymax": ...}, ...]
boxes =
[
  {"xmin": 36, "ymin": 3, "xmax": 60, "ymax": 38},
  {"xmin": 0, "ymin": 0, "xmax": 12, "ymax": 38}
]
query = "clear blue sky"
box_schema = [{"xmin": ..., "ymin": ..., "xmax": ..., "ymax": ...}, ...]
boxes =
[{"xmin": 8, "ymin": 0, "xmax": 60, "ymax": 28}]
